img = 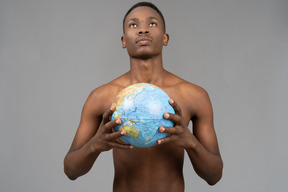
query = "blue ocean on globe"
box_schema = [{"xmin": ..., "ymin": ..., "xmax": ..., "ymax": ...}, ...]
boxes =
[{"xmin": 111, "ymin": 83, "xmax": 175, "ymax": 148}]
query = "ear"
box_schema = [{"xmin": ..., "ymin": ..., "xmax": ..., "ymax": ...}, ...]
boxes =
[
  {"xmin": 121, "ymin": 36, "xmax": 126, "ymax": 48},
  {"xmin": 163, "ymin": 33, "xmax": 169, "ymax": 46}
]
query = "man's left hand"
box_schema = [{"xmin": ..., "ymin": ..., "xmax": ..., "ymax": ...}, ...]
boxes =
[{"xmin": 158, "ymin": 99, "xmax": 196, "ymax": 149}]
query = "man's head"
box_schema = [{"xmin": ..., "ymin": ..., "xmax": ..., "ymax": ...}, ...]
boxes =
[
  {"xmin": 123, "ymin": 2, "xmax": 166, "ymax": 33},
  {"xmin": 121, "ymin": 2, "xmax": 169, "ymax": 59}
]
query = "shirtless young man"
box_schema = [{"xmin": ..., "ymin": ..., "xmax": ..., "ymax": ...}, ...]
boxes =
[{"xmin": 64, "ymin": 2, "xmax": 223, "ymax": 191}]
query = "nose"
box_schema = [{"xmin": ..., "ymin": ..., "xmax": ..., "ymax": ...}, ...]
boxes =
[{"xmin": 139, "ymin": 30, "xmax": 149, "ymax": 35}]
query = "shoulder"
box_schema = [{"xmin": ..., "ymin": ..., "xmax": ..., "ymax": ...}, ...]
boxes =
[
  {"xmin": 89, "ymin": 72, "xmax": 130, "ymax": 101},
  {"xmin": 84, "ymin": 76, "xmax": 129, "ymax": 116},
  {"xmin": 165, "ymin": 72, "xmax": 212, "ymax": 118},
  {"xmin": 165, "ymin": 71, "xmax": 209, "ymax": 100},
  {"xmin": 179, "ymin": 81, "xmax": 210, "ymax": 101},
  {"xmin": 179, "ymin": 81, "xmax": 211, "ymax": 109},
  {"xmin": 181, "ymin": 82, "xmax": 213, "ymax": 121}
]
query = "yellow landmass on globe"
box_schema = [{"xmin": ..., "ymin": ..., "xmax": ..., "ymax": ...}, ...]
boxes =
[
  {"xmin": 120, "ymin": 124, "xmax": 139, "ymax": 139},
  {"xmin": 113, "ymin": 84, "xmax": 152, "ymax": 108}
]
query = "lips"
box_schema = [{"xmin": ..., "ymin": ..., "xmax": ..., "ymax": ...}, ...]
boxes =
[{"xmin": 136, "ymin": 36, "xmax": 152, "ymax": 45}]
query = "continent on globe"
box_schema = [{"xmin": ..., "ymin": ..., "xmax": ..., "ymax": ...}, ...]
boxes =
[{"xmin": 111, "ymin": 83, "xmax": 175, "ymax": 148}]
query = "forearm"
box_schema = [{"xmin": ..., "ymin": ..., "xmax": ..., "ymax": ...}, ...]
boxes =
[
  {"xmin": 64, "ymin": 141, "xmax": 101, "ymax": 180},
  {"xmin": 185, "ymin": 137, "xmax": 223, "ymax": 185}
]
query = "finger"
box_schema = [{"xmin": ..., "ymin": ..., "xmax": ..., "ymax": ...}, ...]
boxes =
[
  {"xmin": 107, "ymin": 129, "xmax": 127, "ymax": 140},
  {"xmin": 104, "ymin": 118, "xmax": 121, "ymax": 132},
  {"xmin": 102, "ymin": 105, "xmax": 115, "ymax": 124},
  {"xmin": 110, "ymin": 142, "xmax": 134, "ymax": 150},
  {"xmin": 169, "ymin": 99, "xmax": 182, "ymax": 116},
  {"xmin": 159, "ymin": 126, "xmax": 178, "ymax": 134},
  {"xmin": 115, "ymin": 137, "xmax": 128, "ymax": 145},
  {"xmin": 157, "ymin": 135, "xmax": 175, "ymax": 145},
  {"xmin": 164, "ymin": 112, "xmax": 182, "ymax": 125}
]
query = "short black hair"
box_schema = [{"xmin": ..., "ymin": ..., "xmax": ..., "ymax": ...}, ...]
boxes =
[{"xmin": 123, "ymin": 2, "xmax": 166, "ymax": 33}]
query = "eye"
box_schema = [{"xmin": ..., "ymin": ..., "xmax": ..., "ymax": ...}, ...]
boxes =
[
  {"xmin": 129, "ymin": 23, "xmax": 137, "ymax": 28},
  {"xmin": 149, "ymin": 22, "xmax": 157, "ymax": 27}
]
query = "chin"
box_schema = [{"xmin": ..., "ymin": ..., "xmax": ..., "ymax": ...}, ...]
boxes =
[
  {"xmin": 129, "ymin": 51, "xmax": 161, "ymax": 60},
  {"xmin": 133, "ymin": 54, "xmax": 154, "ymax": 60}
]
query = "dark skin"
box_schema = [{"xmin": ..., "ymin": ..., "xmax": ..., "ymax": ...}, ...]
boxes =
[{"xmin": 64, "ymin": 6, "xmax": 223, "ymax": 192}]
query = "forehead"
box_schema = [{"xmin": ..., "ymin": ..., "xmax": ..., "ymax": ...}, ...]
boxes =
[{"xmin": 124, "ymin": 6, "xmax": 163, "ymax": 24}]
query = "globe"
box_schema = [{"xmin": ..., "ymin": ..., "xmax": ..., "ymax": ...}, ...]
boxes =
[{"xmin": 111, "ymin": 83, "xmax": 175, "ymax": 148}]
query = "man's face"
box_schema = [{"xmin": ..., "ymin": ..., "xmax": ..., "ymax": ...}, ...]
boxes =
[{"xmin": 122, "ymin": 6, "xmax": 169, "ymax": 59}]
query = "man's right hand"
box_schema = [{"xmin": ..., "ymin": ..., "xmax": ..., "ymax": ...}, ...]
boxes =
[{"xmin": 89, "ymin": 106, "xmax": 133, "ymax": 152}]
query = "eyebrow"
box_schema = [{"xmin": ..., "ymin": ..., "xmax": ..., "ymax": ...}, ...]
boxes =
[
  {"xmin": 129, "ymin": 18, "xmax": 139, "ymax": 22},
  {"xmin": 128, "ymin": 17, "xmax": 159, "ymax": 22},
  {"xmin": 147, "ymin": 16, "xmax": 158, "ymax": 21}
]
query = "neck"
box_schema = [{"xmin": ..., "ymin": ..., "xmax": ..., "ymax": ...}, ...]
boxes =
[{"xmin": 128, "ymin": 54, "xmax": 167, "ymax": 85}]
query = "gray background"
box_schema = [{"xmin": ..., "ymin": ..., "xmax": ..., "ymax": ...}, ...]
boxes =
[{"xmin": 1, "ymin": 0, "xmax": 287, "ymax": 191}]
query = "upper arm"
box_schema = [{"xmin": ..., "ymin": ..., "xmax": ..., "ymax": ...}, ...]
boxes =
[
  {"xmin": 68, "ymin": 89, "xmax": 105, "ymax": 152},
  {"xmin": 191, "ymin": 88, "xmax": 220, "ymax": 155}
]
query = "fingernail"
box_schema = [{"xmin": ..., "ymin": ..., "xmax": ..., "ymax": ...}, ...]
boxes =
[
  {"xmin": 121, "ymin": 130, "xmax": 126, "ymax": 135},
  {"xmin": 116, "ymin": 119, "xmax": 121, "ymax": 124},
  {"xmin": 164, "ymin": 113, "xmax": 169, "ymax": 119},
  {"xmin": 130, "ymin": 145, "xmax": 134, "ymax": 149},
  {"xmin": 160, "ymin": 127, "xmax": 165, "ymax": 132},
  {"xmin": 158, "ymin": 140, "xmax": 162, "ymax": 144},
  {"xmin": 169, "ymin": 99, "xmax": 174, "ymax": 104},
  {"xmin": 110, "ymin": 105, "xmax": 115, "ymax": 111}
]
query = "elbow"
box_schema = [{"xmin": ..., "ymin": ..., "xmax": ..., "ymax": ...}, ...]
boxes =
[
  {"xmin": 207, "ymin": 173, "xmax": 222, "ymax": 186},
  {"xmin": 207, "ymin": 164, "xmax": 223, "ymax": 186},
  {"xmin": 67, "ymin": 175, "xmax": 78, "ymax": 181},
  {"xmin": 64, "ymin": 166, "xmax": 78, "ymax": 181},
  {"xmin": 63, "ymin": 158, "xmax": 78, "ymax": 181},
  {"xmin": 64, "ymin": 169, "xmax": 76, "ymax": 180},
  {"xmin": 207, "ymin": 181, "xmax": 218, "ymax": 186}
]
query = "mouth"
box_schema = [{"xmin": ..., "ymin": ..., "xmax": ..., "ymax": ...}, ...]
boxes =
[{"xmin": 136, "ymin": 36, "xmax": 152, "ymax": 45}]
